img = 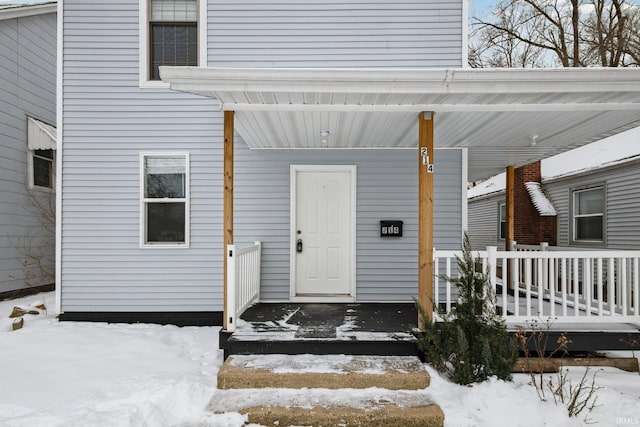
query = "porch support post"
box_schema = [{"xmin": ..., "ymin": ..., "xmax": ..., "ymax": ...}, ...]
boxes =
[
  {"xmin": 223, "ymin": 110, "xmax": 234, "ymax": 331},
  {"xmin": 505, "ymin": 165, "xmax": 515, "ymax": 289},
  {"xmin": 418, "ymin": 111, "xmax": 434, "ymax": 326},
  {"xmin": 505, "ymin": 165, "xmax": 515, "ymax": 250}
]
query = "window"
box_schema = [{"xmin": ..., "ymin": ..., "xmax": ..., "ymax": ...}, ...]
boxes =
[
  {"xmin": 498, "ymin": 203, "xmax": 506, "ymax": 240},
  {"xmin": 141, "ymin": 153, "xmax": 189, "ymax": 246},
  {"xmin": 27, "ymin": 116, "xmax": 56, "ymax": 190},
  {"xmin": 31, "ymin": 149, "xmax": 55, "ymax": 189},
  {"xmin": 572, "ymin": 186, "xmax": 604, "ymax": 242},
  {"xmin": 148, "ymin": 0, "xmax": 198, "ymax": 81}
]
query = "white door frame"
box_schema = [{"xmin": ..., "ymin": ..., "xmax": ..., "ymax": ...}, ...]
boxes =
[{"xmin": 290, "ymin": 165, "xmax": 357, "ymax": 302}]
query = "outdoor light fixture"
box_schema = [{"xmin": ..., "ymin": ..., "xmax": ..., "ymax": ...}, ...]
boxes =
[
  {"xmin": 320, "ymin": 130, "xmax": 330, "ymax": 146},
  {"xmin": 530, "ymin": 135, "xmax": 538, "ymax": 147}
]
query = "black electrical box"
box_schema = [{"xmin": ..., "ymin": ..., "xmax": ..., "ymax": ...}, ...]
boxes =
[{"xmin": 380, "ymin": 220, "xmax": 403, "ymax": 237}]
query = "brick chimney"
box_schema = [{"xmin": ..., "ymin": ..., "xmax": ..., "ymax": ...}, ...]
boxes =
[{"xmin": 513, "ymin": 161, "xmax": 557, "ymax": 245}]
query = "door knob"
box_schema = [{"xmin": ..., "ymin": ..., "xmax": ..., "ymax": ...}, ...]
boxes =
[{"xmin": 296, "ymin": 239, "xmax": 303, "ymax": 253}]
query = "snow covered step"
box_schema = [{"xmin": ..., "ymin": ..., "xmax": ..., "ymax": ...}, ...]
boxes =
[{"xmin": 217, "ymin": 354, "xmax": 431, "ymax": 390}]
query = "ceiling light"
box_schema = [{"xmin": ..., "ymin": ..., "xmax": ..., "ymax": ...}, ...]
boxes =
[
  {"xmin": 320, "ymin": 130, "xmax": 330, "ymax": 146},
  {"xmin": 530, "ymin": 135, "xmax": 538, "ymax": 147}
]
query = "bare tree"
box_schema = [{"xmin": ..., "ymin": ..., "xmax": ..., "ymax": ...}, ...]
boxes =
[{"xmin": 471, "ymin": 0, "xmax": 640, "ymax": 68}]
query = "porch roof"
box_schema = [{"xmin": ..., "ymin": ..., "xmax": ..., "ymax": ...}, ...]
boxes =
[{"xmin": 160, "ymin": 67, "xmax": 640, "ymax": 181}]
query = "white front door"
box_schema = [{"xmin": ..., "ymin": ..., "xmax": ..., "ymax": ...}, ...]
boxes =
[{"xmin": 291, "ymin": 166, "xmax": 355, "ymax": 300}]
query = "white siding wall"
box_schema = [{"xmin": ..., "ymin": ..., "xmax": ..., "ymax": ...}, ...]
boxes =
[
  {"xmin": 0, "ymin": 12, "xmax": 56, "ymax": 294},
  {"xmin": 545, "ymin": 159, "xmax": 640, "ymax": 249},
  {"xmin": 60, "ymin": 0, "xmax": 465, "ymax": 311},
  {"xmin": 467, "ymin": 193, "xmax": 506, "ymax": 252}
]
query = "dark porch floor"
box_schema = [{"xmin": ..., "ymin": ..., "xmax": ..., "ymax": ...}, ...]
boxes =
[
  {"xmin": 219, "ymin": 303, "xmax": 640, "ymax": 358},
  {"xmin": 220, "ymin": 303, "xmax": 421, "ymax": 358}
]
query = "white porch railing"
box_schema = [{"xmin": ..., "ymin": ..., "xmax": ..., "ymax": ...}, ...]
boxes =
[
  {"xmin": 226, "ymin": 241, "xmax": 261, "ymax": 332},
  {"xmin": 433, "ymin": 247, "xmax": 640, "ymax": 324}
]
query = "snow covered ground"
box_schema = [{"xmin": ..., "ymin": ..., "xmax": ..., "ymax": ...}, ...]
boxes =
[{"xmin": 1, "ymin": 292, "xmax": 639, "ymax": 427}]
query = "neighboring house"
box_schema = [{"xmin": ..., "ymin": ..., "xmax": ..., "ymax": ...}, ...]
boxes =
[
  {"xmin": 56, "ymin": 0, "xmax": 640, "ymax": 336},
  {"xmin": 468, "ymin": 126, "xmax": 640, "ymax": 251},
  {"xmin": 0, "ymin": 3, "xmax": 57, "ymax": 299}
]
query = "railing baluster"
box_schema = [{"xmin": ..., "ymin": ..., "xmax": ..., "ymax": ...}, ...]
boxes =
[
  {"xmin": 561, "ymin": 257, "xmax": 567, "ymax": 316},
  {"xmin": 584, "ymin": 258, "xmax": 592, "ymax": 317},
  {"xmin": 634, "ymin": 257, "xmax": 639, "ymax": 316},
  {"xmin": 608, "ymin": 257, "xmax": 615, "ymax": 315},
  {"xmin": 549, "ymin": 257, "xmax": 555, "ymax": 317},
  {"xmin": 513, "ymin": 257, "xmax": 519, "ymax": 317},
  {"xmin": 446, "ymin": 257, "xmax": 452, "ymax": 313},
  {"xmin": 537, "ymin": 258, "xmax": 544, "ymax": 317},
  {"xmin": 526, "ymin": 258, "xmax": 532, "ymax": 317},
  {"xmin": 501, "ymin": 256, "xmax": 507, "ymax": 317},
  {"xmin": 597, "ymin": 258, "xmax": 603, "ymax": 316},
  {"xmin": 573, "ymin": 258, "xmax": 579, "ymax": 316},
  {"xmin": 621, "ymin": 258, "xmax": 628, "ymax": 316}
]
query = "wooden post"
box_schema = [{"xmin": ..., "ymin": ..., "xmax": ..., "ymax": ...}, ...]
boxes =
[
  {"xmin": 223, "ymin": 110, "xmax": 234, "ymax": 331},
  {"xmin": 505, "ymin": 165, "xmax": 515, "ymax": 289},
  {"xmin": 505, "ymin": 165, "xmax": 515, "ymax": 250},
  {"xmin": 418, "ymin": 111, "xmax": 434, "ymax": 326}
]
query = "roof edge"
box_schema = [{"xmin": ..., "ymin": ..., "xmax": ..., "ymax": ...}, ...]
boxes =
[
  {"xmin": 160, "ymin": 66, "xmax": 640, "ymax": 96},
  {"xmin": 0, "ymin": 2, "xmax": 56, "ymax": 21}
]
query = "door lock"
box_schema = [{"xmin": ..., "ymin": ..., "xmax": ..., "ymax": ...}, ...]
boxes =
[{"xmin": 296, "ymin": 239, "xmax": 303, "ymax": 253}]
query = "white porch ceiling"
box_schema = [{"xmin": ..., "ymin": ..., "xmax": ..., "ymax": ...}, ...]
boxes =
[{"xmin": 160, "ymin": 67, "xmax": 640, "ymax": 182}]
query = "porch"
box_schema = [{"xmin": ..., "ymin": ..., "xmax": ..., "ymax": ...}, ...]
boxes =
[
  {"xmin": 159, "ymin": 66, "xmax": 640, "ymax": 355},
  {"xmin": 221, "ymin": 302, "xmax": 420, "ymax": 359},
  {"xmin": 220, "ymin": 241, "xmax": 640, "ymax": 357}
]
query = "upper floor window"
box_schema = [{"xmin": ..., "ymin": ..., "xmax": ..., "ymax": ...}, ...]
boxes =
[
  {"xmin": 572, "ymin": 186, "xmax": 604, "ymax": 242},
  {"xmin": 140, "ymin": 0, "xmax": 205, "ymax": 86},
  {"xmin": 498, "ymin": 203, "xmax": 506, "ymax": 240},
  {"xmin": 149, "ymin": 0, "xmax": 198, "ymax": 81}
]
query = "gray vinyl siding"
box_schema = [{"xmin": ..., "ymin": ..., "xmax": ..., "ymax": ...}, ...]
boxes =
[
  {"xmin": 60, "ymin": 0, "xmax": 465, "ymax": 311},
  {"xmin": 61, "ymin": 1, "xmax": 221, "ymax": 312},
  {"xmin": 467, "ymin": 193, "xmax": 506, "ymax": 252},
  {"xmin": 0, "ymin": 11, "xmax": 56, "ymax": 294},
  {"xmin": 208, "ymin": 0, "xmax": 464, "ymax": 68},
  {"xmin": 235, "ymin": 147, "xmax": 463, "ymax": 302},
  {"xmin": 545, "ymin": 159, "xmax": 640, "ymax": 250}
]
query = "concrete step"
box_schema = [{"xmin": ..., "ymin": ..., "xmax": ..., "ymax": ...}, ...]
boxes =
[
  {"xmin": 217, "ymin": 354, "xmax": 431, "ymax": 390},
  {"xmin": 210, "ymin": 388, "xmax": 444, "ymax": 427},
  {"xmin": 233, "ymin": 403, "xmax": 443, "ymax": 427}
]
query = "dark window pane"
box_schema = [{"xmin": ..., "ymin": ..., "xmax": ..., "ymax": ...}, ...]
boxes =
[
  {"xmin": 36, "ymin": 149, "xmax": 54, "ymax": 160},
  {"xmin": 500, "ymin": 222, "xmax": 506, "ymax": 240},
  {"xmin": 146, "ymin": 202, "xmax": 185, "ymax": 243},
  {"xmin": 576, "ymin": 216, "xmax": 603, "ymax": 240},
  {"xmin": 33, "ymin": 156, "xmax": 52, "ymax": 188},
  {"xmin": 150, "ymin": 23, "xmax": 197, "ymax": 80},
  {"xmin": 146, "ymin": 173, "xmax": 185, "ymax": 198}
]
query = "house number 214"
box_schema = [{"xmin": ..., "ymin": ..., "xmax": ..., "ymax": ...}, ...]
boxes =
[{"xmin": 420, "ymin": 147, "xmax": 434, "ymax": 173}]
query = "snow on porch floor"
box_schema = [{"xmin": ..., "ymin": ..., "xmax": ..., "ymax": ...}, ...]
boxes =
[{"xmin": 232, "ymin": 302, "xmax": 419, "ymax": 341}]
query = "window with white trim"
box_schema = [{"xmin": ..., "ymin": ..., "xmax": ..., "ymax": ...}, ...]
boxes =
[
  {"xmin": 147, "ymin": 0, "xmax": 198, "ymax": 81},
  {"xmin": 572, "ymin": 186, "xmax": 604, "ymax": 242},
  {"xmin": 141, "ymin": 153, "xmax": 189, "ymax": 246},
  {"xmin": 498, "ymin": 203, "xmax": 506, "ymax": 240},
  {"xmin": 29, "ymin": 149, "xmax": 55, "ymax": 190}
]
